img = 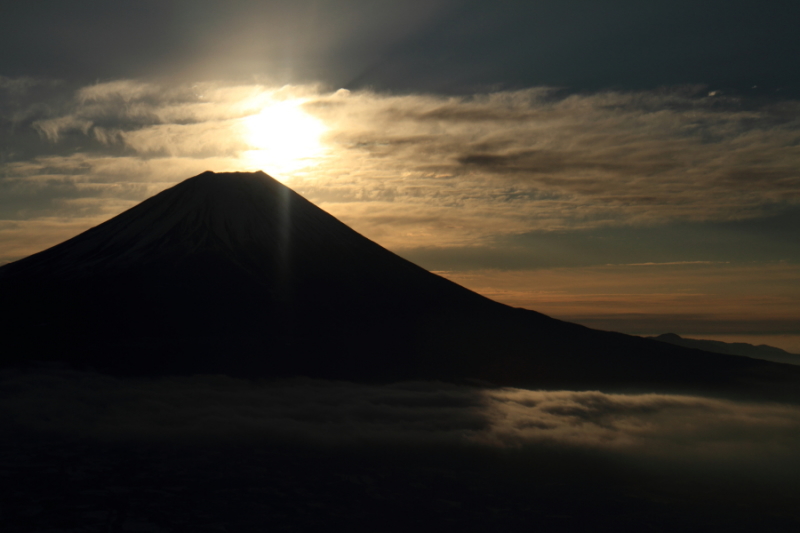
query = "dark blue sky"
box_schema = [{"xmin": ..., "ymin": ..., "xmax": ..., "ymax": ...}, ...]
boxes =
[{"xmin": 2, "ymin": 1, "xmax": 799, "ymax": 97}]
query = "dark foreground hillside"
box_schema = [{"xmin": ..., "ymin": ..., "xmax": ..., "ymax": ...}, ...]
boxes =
[{"xmin": 5, "ymin": 434, "xmax": 798, "ymax": 533}]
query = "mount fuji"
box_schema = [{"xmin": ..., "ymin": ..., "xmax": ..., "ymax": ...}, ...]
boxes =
[{"xmin": 2, "ymin": 171, "xmax": 798, "ymax": 400}]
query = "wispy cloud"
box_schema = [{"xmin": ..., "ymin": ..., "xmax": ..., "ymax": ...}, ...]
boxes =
[
  {"xmin": 32, "ymin": 115, "xmax": 93, "ymax": 142},
  {"xmin": 0, "ymin": 75, "xmax": 47, "ymax": 95},
  {"xmin": 3, "ymin": 80, "xmax": 799, "ymax": 255},
  {"xmin": 616, "ymin": 261, "xmax": 730, "ymax": 266}
]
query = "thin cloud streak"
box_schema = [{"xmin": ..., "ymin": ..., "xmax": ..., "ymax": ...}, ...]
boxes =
[{"xmin": 615, "ymin": 261, "xmax": 730, "ymax": 266}]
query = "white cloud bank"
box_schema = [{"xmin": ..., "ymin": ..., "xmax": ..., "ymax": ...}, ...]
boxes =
[{"xmin": 2, "ymin": 369, "xmax": 798, "ymax": 473}]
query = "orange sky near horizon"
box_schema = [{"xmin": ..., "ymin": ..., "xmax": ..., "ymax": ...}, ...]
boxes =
[{"xmin": 437, "ymin": 264, "xmax": 800, "ymax": 353}]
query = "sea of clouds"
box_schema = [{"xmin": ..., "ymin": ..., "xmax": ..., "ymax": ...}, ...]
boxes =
[
  {"xmin": 2, "ymin": 367, "xmax": 798, "ymax": 474},
  {"xmin": 3, "ymin": 365, "xmax": 799, "ymax": 532}
]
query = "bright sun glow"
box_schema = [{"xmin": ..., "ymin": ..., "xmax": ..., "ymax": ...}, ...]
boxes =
[{"xmin": 241, "ymin": 100, "xmax": 328, "ymax": 178}]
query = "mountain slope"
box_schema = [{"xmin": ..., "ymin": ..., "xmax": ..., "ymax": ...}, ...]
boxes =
[
  {"xmin": 0, "ymin": 171, "xmax": 503, "ymax": 380},
  {"xmin": 2, "ymin": 171, "xmax": 799, "ymax": 401}
]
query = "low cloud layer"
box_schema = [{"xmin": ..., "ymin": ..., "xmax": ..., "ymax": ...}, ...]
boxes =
[
  {"xmin": 5, "ymin": 369, "xmax": 800, "ymax": 530},
  {"xmin": 3, "ymin": 369, "xmax": 799, "ymax": 473}
]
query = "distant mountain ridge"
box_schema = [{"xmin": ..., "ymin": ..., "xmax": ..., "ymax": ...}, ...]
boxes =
[
  {"xmin": 650, "ymin": 333, "xmax": 800, "ymax": 366},
  {"xmin": 2, "ymin": 171, "xmax": 800, "ymax": 402}
]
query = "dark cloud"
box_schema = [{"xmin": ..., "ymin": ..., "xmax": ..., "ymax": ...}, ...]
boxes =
[
  {"xmin": 0, "ymin": 1, "xmax": 454, "ymax": 86},
  {"xmin": 2, "ymin": 2, "xmax": 799, "ymax": 97},
  {"xmin": 457, "ymin": 149, "xmax": 680, "ymax": 176},
  {"xmin": 327, "ymin": 1, "xmax": 800, "ymax": 96},
  {"xmin": 400, "ymin": 207, "xmax": 800, "ymax": 271}
]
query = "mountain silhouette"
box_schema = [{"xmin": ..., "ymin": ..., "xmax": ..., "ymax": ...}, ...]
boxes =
[
  {"xmin": 650, "ymin": 333, "xmax": 800, "ymax": 366},
  {"xmin": 2, "ymin": 171, "xmax": 799, "ymax": 400}
]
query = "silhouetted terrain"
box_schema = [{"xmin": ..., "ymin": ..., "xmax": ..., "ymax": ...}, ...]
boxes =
[
  {"xmin": 3, "ymin": 171, "xmax": 800, "ymax": 532},
  {"xmin": 2, "ymin": 429, "xmax": 797, "ymax": 533},
  {"xmin": 650, "ymin": 333, "xmax": 800, "ymax": 366},
  {"xmin": 2, "ymin": 171, "xmax": 800, "ymax": 402}
]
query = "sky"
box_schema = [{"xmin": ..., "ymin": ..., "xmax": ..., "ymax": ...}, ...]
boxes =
[{"xmin": 2, "ymin": 0, "xmax": 799, "ymax": 350}]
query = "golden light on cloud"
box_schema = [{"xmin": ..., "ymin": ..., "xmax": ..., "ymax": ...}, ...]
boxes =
[{"xmin": 240, "ymin": 99, "xmax": 328, "ymax": 178}]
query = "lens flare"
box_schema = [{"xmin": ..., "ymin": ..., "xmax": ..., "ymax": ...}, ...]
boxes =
[{"xmin": 241, "ymin": 100, "xmax": 327, "ymax": 178}]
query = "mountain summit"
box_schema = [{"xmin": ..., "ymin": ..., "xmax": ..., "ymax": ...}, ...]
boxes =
[
  {"xmin": 2, "ymin": 171, "xmax": 799, "ymax": 400},
  {"xmin": 1, "ymin": 171, "xmax": 502, "ymax": 380}
]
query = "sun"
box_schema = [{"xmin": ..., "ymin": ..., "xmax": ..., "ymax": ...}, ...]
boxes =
[{"xmin": 240, "ymin": 99, "xmax": 327, "ymax": 177}]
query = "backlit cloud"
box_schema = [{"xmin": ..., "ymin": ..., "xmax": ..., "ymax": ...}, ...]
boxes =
[{"xmin": 3, "ymin": 80, "xmax": 798, "ymax": 255}]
